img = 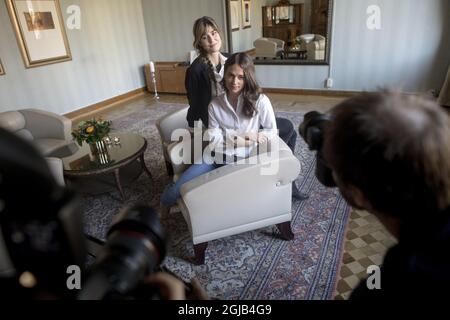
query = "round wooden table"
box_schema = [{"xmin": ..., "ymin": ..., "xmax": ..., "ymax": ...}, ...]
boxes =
[{"xmin": 62, "ymin": 133, "xmax": 153, "ymax": 201}]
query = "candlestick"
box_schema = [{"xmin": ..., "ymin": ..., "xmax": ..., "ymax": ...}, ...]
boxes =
[{"xmin": 149, "ymin": 61, "xmax": 159, "ymax": 100}]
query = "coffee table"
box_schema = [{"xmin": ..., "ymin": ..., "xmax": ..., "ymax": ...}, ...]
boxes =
[
  {"xmin": 284, "ymin": 48, "xmax": 307, "ymax": 59},
  {"xmin": 62, "ymin": 133, "xmax": 153, "ymax": 201}
]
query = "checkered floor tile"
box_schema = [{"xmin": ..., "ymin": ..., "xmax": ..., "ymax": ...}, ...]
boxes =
[{"xmin": 334, "ymin": 210, "xmax": 397, "ymax": 300}]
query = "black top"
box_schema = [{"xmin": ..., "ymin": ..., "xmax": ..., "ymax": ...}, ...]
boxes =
[
  {"xmin": 185, "ymin": 53, "xmax": 230, "ymax": 127},
  {"xmin": 350, "ymin": 207, "xmax": 450, "ymax": 300}
]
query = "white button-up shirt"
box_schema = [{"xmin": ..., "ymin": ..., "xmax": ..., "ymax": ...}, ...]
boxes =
[{"xmin": 206, "ymin": 93, "xmax": 277, "ymax": 158}]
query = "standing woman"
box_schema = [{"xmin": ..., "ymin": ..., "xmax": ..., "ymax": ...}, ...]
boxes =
[
  {"xmin": 185, "ymin": 16, "xmax": 307, "ymax": 199},
  {"xmin": 185, "ymin": 16, "xmax": 229, "ymax": 128}
]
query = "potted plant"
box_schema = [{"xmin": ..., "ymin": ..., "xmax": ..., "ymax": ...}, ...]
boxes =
[{"xmin": 72, "ymin": 118, "xmax": 112, "ymax": 154}]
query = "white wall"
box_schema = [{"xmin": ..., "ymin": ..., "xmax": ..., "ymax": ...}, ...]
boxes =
[
  {"xmin": 255, "ymin": 0, "xmax": 450, "ymax": 92},
  {"xmin": 330, "ymin": 0, "xmax": 450, "ymax": 92},
  {"xmin": 141, "ymin": 0, "xmax": 226, "ymax": 62},
  {"xmin": 231, "ymin": 0, "xmax": 264, "ymax": 52},
  {"xmin": 0, "ymin": 0, "xmax": 150, "ymax": 114}
]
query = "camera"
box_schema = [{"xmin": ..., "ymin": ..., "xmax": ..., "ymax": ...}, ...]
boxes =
[
  {"xmin": 298, "ymin": 111, "xmax": 336, "ymax": 187},
  {"xmin": 79, "ymin": 204, "xmax": 168, "ymax": 300},
  {"xmin": 0, "ymin": 127, "xmax": 168, "ymax": 299}
]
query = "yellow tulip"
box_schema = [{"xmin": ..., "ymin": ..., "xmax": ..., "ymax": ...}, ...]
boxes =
[{"xmin": 85, "ymin": 126, "xmax": 95, "ymax": 134}]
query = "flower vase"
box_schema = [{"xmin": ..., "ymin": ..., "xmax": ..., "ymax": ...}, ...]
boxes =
[
  {"xmin": 89, "ymin": 140, "xmax": 106, "ymax": 154},
  {"xmin": 89, "ymin": 140, "xmax": 110, "ymax": 165}
]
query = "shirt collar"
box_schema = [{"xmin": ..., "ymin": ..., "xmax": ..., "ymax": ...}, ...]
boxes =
[{"xmin": 223, "ymin": 93, "xmax": 243, "ymax": 116}]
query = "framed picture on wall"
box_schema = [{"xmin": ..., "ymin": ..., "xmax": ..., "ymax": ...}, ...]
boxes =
[
  {"xmin": 0, "ymin": 59, "xmax": 5, "ymax": 75},
  {"xmin": 6, "ymin": 0, "xmax": 72, "ymax": 68},
  {"xmin": 242, "ymin": 0, "xmax": 251, "ymax": 29},
  {"xmin": 229, "ymin": 0, "xmax": 240, "ymax": 31}
]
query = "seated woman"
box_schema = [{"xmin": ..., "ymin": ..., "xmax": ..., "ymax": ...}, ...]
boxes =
[{"xmin": 161, "ymin": 52, "xmax": 277, "ymax": 207}]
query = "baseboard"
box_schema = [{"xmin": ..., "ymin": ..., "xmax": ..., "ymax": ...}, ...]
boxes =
[
  {"xmin": 64, "ymin": 87, "xmax": 146, "ymax": 120},
  {"xmin": 262, "ymin": 87, "xmax": 360, "ymax": 97}
]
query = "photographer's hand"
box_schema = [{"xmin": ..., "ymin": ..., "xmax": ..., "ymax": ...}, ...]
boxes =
[
  {"xmin": 145, "ymin": 272, "xmax": 186, "ymax": 300},
  {"xmin": 235, "ymin": 132, "xmax": 268, "ymax": 147},
  {"xmin": 187, "ymin": 278, "xmax": 209, "ymax": 300}
]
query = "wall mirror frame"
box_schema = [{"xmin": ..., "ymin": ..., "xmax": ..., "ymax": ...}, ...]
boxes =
[{"xmin": 225, "ymin": 0, "xmax": 334, "ymax": 66}]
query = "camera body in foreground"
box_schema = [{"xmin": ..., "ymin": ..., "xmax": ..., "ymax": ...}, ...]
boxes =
[{"xmin": 0, "ymin": 127, "xmax": 167, "ymax": 299}]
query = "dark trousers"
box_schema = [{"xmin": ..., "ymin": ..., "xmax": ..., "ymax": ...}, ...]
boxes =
[
  {"xmin": 276, "ymin": 117, "xmax": 297, "ymax": 153},
  {"xmin": 275, "ymin": 117, "xmax": 308, "ymax": 199}
]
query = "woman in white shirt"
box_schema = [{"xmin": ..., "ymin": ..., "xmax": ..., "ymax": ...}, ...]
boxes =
[{"xmin": 161, "ymin": 53, "xmax": 277, "ymax": 206}]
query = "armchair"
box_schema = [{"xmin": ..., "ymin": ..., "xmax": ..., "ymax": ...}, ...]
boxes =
[
  {"xmin": 298, "ymin": 34, "xmax": 326, "ymax": 60},
  {"xmin": 0, "ymin": 108, "xmax": 74, "ymax": 158},
  {"xmin": 253, "ymin": 37, "xmax": 285, "ymax": 59},
  {"xmin": 157, "ymin": 107, "xmax": 301, "ymax": 264},
  {"xmin": 155, "ymin": 107, "xmax": 190, "ymax": 177}
]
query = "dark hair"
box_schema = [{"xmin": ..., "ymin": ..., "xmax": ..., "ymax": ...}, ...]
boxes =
[
  {"xmin": 324, "ymin": 91, "xmax": 450, "ymax": 222},
  {"xmin": 192, "ymin": 16, "xmax": 222, "ymax": 96},
  {"xmin": 222, "ymin": 53, "xmax": 261, "ymax": 118}
]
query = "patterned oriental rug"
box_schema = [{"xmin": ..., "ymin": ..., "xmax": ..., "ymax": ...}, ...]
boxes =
[{"xmin": 81, "ymin": 102, "xmax": 351, "ymax": 300}]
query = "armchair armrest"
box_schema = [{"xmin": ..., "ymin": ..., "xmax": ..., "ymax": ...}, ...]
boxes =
[
  {"xmin": 267, "ymin": 38, "xmax": 285, "ymax": 49},
  {"xmin": 155, "ymin": 107, "xmax": 189, "ymax": 143},
  {"xmin": 20, "ymin": 109, "xmax": 71, "ymax": 141},
  {"xmin": 179, "ymin": 150, "xmax": 300, "ymax": 240},
  {"xmin": 167, "ymin": 140, "xmax": 191, "ymax": 176},
  {"xmin": 45, "ymin": 157, "xmax": 65, "ymax": 186},
  {"xmin": 181, "ymin": 149, "xmax": 300, "ymax": 194},
  {"xmin": 314, "ymin": 35, "xmax": 326, "ymax": 50}
]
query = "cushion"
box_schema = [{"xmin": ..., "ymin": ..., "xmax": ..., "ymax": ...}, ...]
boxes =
[
  {"xmin": 0, "ymin": 111, "xmax": 26, "ymax": 132},
  {"xmin": 15, "ymin": 129, "xmax": 34, "ymax": 141},
  {"xmin": 34, "ymin": 138, "xmax": 71, "ymax": 157}
]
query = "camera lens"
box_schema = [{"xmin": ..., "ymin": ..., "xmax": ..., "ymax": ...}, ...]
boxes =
[{"xmin": 79, "ymin": 205, "xmax": 167, "ymax": 299}]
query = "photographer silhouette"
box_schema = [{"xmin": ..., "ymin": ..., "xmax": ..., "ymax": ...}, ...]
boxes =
[
  {"xmin": 301, "ymin": 91, "xmax": 450, "ymax": 299},
  {"xmin": 0, "ymin": 127, "xmax": 200, "ymax": 300}
]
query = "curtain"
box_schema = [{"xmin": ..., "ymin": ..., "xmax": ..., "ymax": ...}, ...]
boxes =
[{"xmin": 438, "ymin": 64, "xmax": 450, "ymax": 107}]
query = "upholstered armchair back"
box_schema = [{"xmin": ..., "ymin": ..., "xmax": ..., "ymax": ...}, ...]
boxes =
[
  {"xmin": 0, "ymin": 108, "xmax": 73, "ymax": 157},
  {"xmin": 253, "ymin": 37, "xmax": 285, "ymax": 59},
  {"xmin": 307, "ymin": 35, "xmax": 326, "ymax": 60}
]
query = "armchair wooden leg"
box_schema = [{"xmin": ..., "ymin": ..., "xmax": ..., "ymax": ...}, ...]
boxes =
[
  {"xmin": 193, "ymin": 242, "xmax": 208, "ymax": 265},
  {"xmin": 277, "ymin": 222, "xmax": 294, "ymax": 240}
]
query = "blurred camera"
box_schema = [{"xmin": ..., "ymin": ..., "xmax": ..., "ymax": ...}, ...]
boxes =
[
  {"xmin": 299, "ymin": 111, "xmax": 336, "ymax": 187},
  {"xmin": 79, "ymin": 204, "xmax": 168, "ymax": 300},
  {"xmin": 0, "ymin": 127, "xmax": 169, "ymax": 299}
]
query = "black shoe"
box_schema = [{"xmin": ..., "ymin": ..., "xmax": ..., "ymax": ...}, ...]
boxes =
[{"xmin": 292, "ymin": 184, "xmax": 309, "ymax": 201}]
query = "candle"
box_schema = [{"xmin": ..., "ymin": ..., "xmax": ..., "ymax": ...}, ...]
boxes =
[{"xmin": 149, "ymin": 61, "xmax": 155, "ymax": 73}]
